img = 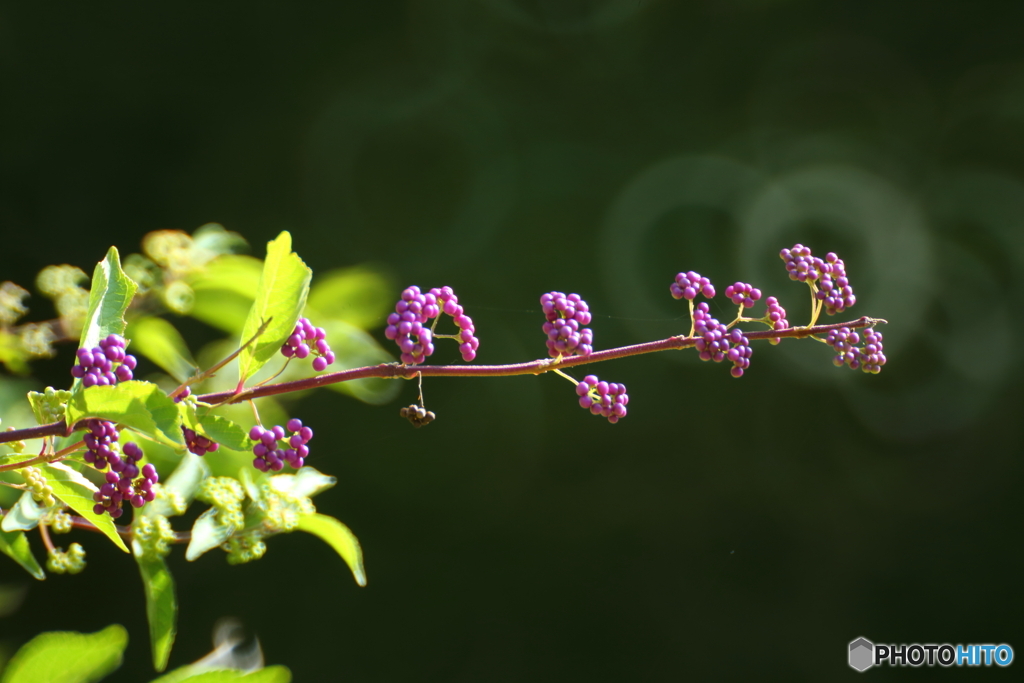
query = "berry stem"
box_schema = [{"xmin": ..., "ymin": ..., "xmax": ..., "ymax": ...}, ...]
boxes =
[
  {"xmin": 552, "ymin": 368, "xmax": 579, "ymax": 385},
  {"xmin": 0, "ymin": 315, "xmax": 885, "ymax": 445},
  {"xmin": 38, "ymin": 520, "xmax": 55, "ymax": 553}
]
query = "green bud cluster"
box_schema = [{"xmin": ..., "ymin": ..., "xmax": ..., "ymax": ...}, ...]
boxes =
[
  {"xmin": 224, "ymin": 531, "xmax": 267, "ymax": 565},
  {"xmin": 49, "ymin": 509, "xmax": 73, "ymax": 534},
  {"xmin": 36, "ymin": 264, "xmax": 89, "ymax": 336},
  {"xmin": 19, "ymin": 323, "xmax": 57, "ymax": 358},
  {"xmin": 0, "ymin": 281, "xmax": 29, "ymax": 326},
  {"xmin": 28, "ymin": 387, "xmax": 71, "ymax": 425},
  {"xmin": 197, "ymin": 477, "xmax": 245, "ymax": 530},
  {"xmin": 23, "ymin": 467, "xmax": 55, "ymax": 508},
  {"xmin": 133, "ymin": 514, "xmax": 176, "ymax": 559},
  {"xmin": 154, "ymin": 485, "xmax": 189, "ymax": 516},
  {"xmin": 47, "ymin": 543, "xmax": 86, "ymax": 574},
  {"xmin": 261, "ymin": 487, "xmax": 315, "ymax": 534}
]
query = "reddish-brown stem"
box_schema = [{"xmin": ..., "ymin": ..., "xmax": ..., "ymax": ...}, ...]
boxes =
[{"xmin": 0, "ymin": 315, "xmax": 884, "ymax": 445}]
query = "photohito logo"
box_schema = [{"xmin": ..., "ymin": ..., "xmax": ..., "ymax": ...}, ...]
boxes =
[{"xmin": 848, "ymin": 637, "xmax": 1014, "ymax": 671}]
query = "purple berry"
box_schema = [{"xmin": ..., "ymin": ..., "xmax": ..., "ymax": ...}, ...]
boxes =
[
  {"xmin": 575, "ymin": 375, "xmax": 629, "ymax": 423},
  {"xmin": 691, "ymin": 303, "xmax": 752, "ymax": 376},
  {"xmin": 670, "ymin": 271, "xmax": 715, "ymax": 301},
  {"xmin": 827, "ymin": 326, "xmax": 885, "ymax": 374},
  {"xmin": 280, "ymin": 317, "xmax": 336, "ymax": 371},
  {"xmin": 724, "ymin": 282, "xmax": 762, "ymax": 309},
  {"xmin": 539, "ymin": 292, "xmax": 593, "ymax": 359}
]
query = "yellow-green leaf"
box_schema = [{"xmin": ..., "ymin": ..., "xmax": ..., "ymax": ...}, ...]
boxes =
[
  {"xmin": 237, "ymin": 232, "xmax": 311, "ymax": 384},
  {"xmin": 0, "ymin": 625, "xmax": 127, "ymax": 683},
  {"xmin": 65, "ymin": 381, "xmax": 183, "ymax": 447},
  {"xmin": 78, "ymin": 247, "xmax": 138, "ymax": 353},
  {"xmin": 128, "ymin": 317, "xmax": 198, "ymax": 383},
  {"xmin": 133, "ymin": 550, "xmax": 176, "ymax": 672},
  {"xmin": 41, "ymin": 463, "xmax": 129, "ymax": 553},
  {"xmin": 0, "ymin": 527, "xmax": 45, "ymax": 580},
  {"xmin": 295, "ymin": 513, "xmax": 366, "ymax": 587}
]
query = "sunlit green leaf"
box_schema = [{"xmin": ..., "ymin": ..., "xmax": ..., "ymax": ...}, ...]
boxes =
[
  {"xmin": 40, "ymin": 463, "xmax": 129, "ymax": 553},
  {"xmin": 149, "ymin": 665, "xmax": 292, "ymax": 683},
  {"xmin": 191, "ymin": 410, "xmax": 254, "ymax": 453},
  {"xmin": 185, "ymin": 509, "xmax": 234, "ymax": 562},
  {"xmin": 0, "ymin": 527, "xmax": 45, "ymax": 580},
  {"xmin": 295, "ymin": 513, "xmax": 366, "ymax": 587},
  {"xmin": 237, "ymin": 232, "xmax": 311, "ymax": 384},
  {"xmin": 0, "ymin": 624, "xmax": 127, "ymax": 683},
  {"xmin": 188, "ymin": 256, "xmax": 264, "ymax": 334},
  {"xmin": 133, "ymin": 550, "xmax": 176, "ymax": 672},
  {"xmin": 0, "ymin": 491, "xmax": 47, "ymax": 532},
  {"xmin": 149, "ymin": 452, "xmax": 210, "ymax": 518},
  {"xmin": 269, "ymin": 468, "xmax": 336, "ymax": 499},
  {"xmin": 66, "ymin": 381, "xmax": 183, "ymax": 447},
  {"xmin": 306, "ymin": 264, "xmax": 395, "ymax": 330},
  {"xmin": 128, "ymin": 317, "xmax": 198, "ymax": 383},
  {"xmin": 78, "ymin": 246, "xmax": 138, "ymax": 354}
]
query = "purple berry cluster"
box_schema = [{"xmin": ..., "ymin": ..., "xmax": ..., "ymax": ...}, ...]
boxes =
[
  {"xmin": 764, "ymin": 296, "xmax": 790, "ymax": 345},
  {"xmin": 433, "ymin": 286, "xmax": 479, "ymax": 362},
  {"xmin": 385, "ymin": 286, "xmax": 479, "ymax": 364},
  {"xmin": 91, "ymin": 442, "xmax": 158, "ymax": 518},
  {"xmin": 724, "ymin": 282, "xmax": 762, "ymax": 309},
  {"xmin": 71, "ymin": 334, "xmax": 137, "ymax": 386},
  {"xmin": 693, "ymin": 303, "xmax": 752, "ymax": 377},
  {"xmin": 281, "ymin": 318, "xmax": 336, "ymax": 372},
  {"xmin": 82, "ymin": 419, "xmax": 120, "ymax": 468},
  {"xmin": 540, "ymin": 292, "xmax": 593, "ymax": 358},
  {"xmin": 780, "ymin": 244, "xmax": 855, "ymax": 315},
  {"xmin": 670, "ymin": 272, "xmax": 715, "ymax": 301},
  {"xmin": 173, "ymin": 386, "xmax": 191, "ymax": 403},
  {"xmin": 183, "ymin": 428, "xmax": 220, "ymax": 456},
  {"xmin": 575, "ymin": 375, "xmax": 629, "ymax": 423},
  {"xmin": 249, "ymin": 418, "xmax": 313, "ymax": 472},
  {"xmin": 826, "ymin": 326, "xmax": 886, "ymax": 374}
]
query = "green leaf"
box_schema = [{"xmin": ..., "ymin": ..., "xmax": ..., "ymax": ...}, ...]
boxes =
[
  {"xmin": 187, "ymin": 256, "xmax": 264, "ymax": 334},
  {"xmin": 78, "ymin": 247, "xmax": 138, "ymax": 353},
  {"xmin": 40, "ymin": 463, "xmax": 129, "ymax": 553},
  {"xmin": 66, "ymin": 381, "xmax": 183, "ymax": 448},
  {"xmin": 128, "ymin": 317, "xmax": 198, "ymax": 383},
  {"xmin": 295, "ymin": 513, "xmax": 366, "ymax": 587},
  {"xmin": 185, "ymin": 509, "xmax": 234, "ymax": 562},
  {"xmin": 149, "ymin": 665, "xmax": 292, "ymax": 683},
  {"xmin": 133, "ymin": 551, "xmax": 176, "ymax": 672},
  {"xmin": 190, "ymin": 410, "xmax": 253, "ymax": 453},
  {"xmin": 269, "ymin": 467, "xmax": 336, "ymax": 499},
  {"xmin": 0, "ymin": 624, "xmax": 127, "ymax": 683},
  {"xmin": 306, "ymin": 264, "xmax": 395, "ymax": 330},
  {"xmin": 149, "ymin": 453, "xmax": 210, "ymax": 518},
  {"xmin": 0, "ymin": 527, "xmax": 45, "ymax": 580},
  {"xmin": 0, "ymin": 491, "xmax": 47, "ymax": 532},
  {"xmin": 27, "ymin": 388, "xmax": 71, "ymax": 426},
  {"xmin": 237, "ymin": 232, "xmax": 311, "ymax": 384}
]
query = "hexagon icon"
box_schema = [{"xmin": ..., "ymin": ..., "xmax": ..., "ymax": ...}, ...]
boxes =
[{"xmin": 849, "ymin": 637, "xmax": 874, "ymax": 672}]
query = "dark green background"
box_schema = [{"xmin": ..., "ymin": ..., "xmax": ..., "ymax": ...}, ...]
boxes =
[{"xmin": 3, "ymin": 1, "xmax": 1023, "ymax": 680}]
